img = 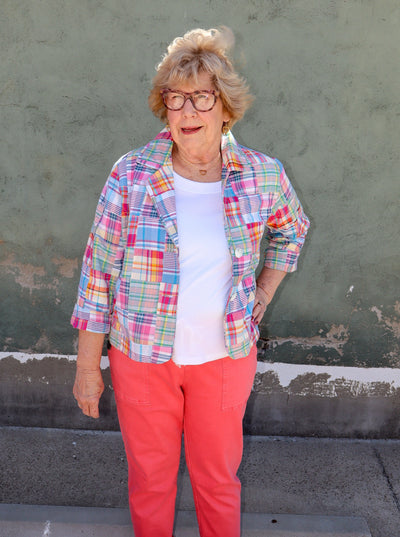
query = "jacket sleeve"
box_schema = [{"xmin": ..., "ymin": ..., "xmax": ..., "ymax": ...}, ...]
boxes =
[
  {"xmin": 263, "ymin": 159, "xmax": 309, "ymax": 272},
  {"xmin": 70, "ymin": 161, "xmax": 127, "ymax": 333}
]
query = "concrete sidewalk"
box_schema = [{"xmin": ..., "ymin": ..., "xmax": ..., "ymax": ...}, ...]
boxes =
[
  {"xmin": 0, "ymin": 504, "xmax": 370, "ymax": 536},
  {"xmin": 1, "ymin": 427, "xmax": 400, "ymax": 536}
]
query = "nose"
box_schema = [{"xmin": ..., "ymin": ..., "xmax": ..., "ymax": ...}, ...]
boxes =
[{"xmin": 182, "ymin": 96, "xmax": 197, "ymax": 116}]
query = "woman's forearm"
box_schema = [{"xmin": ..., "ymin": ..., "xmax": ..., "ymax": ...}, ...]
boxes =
[
  {"xmin": 76, "ymin": 330, "xmax": 105, "ymax": 370},
  {"xmin": 73, "ymin": 330, "xmax": 105, "ymax": 418},
  {"xmin": 256, "ymin": 267, "xmax": 287, "ymax": 304}
]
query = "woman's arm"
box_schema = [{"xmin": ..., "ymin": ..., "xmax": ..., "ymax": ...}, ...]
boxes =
[
  {"xmin": 252, "ymin": 159, "xmax": 309, "ymax": 324},
  {"xmin": 252, "ymin": 267, "xmax": 286, "ymax": 324},
  {"xmin": 73, "ymin": 330, "xmax": 105, "ymax": 419},
  {"xmin": 71, "ymin": 160, "xmax": 127, "ymax": 417}
]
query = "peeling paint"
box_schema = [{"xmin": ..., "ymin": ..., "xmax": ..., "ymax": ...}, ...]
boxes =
[
  {"xmin": 259, "ymin": 299, "xmax": 400, "ymax": 368},
  {"xmin": 268, "ymin": 324, "xmax": 349, "ymax": 356},
  {"xmin": 0, "ymin": 254, "xmax": 47, "ymax": 291},
  {"xmin": 370, "ymin": 306, "xmax": 383, "ymax": 323},
  {"xmin": 0, "ymin": 254, "xmax": 59, "ymax": 292},
  {"xmin": 370, "ymin": 303, "xmax": 400, "ymax": 338},
  {"xmin": 0, "ymin": 254, "xmax": 78, "ymax": 301},
  {"xmin": 34, "ymin": 334, "xmax": 53, "ymax": 354},
  {"xmin": 2, "ymin": 352, "xmax": 400, "ymax": 399},
  {"xmin": 346, "ymin": 285, "xmax": 354, "ymax": 297},
  {"xmin": 286, "ymin": 374, "xmax": 397, "ymax": 398},
  {"xmin": 51, "ymin": 256, "xmax": 78, "ymax": 278},
  {"xmin": 0, "ymin": 352, "xmax": 109, "ymax": 370},
  {"xmin": 256, "ymin": 360, "xmax": 400, "ymax": 398}
]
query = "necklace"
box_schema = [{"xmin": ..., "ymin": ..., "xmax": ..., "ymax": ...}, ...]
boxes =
[{"xmin": 173, "ymin": 147, "xmax": 222, "ymax": 181}]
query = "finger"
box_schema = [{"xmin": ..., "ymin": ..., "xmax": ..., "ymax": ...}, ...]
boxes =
[
  {"xmin": 252, "ymin": 303, "xmax": 266, "ymax": 324},
  {"xmin": 75, "ymin": 395, "xmax": 90, "ymax": 415},
  {"xmin": 80, "ymin": 404, "xmax": 90, "ymax": 416},
  {"xmin": 77, "ymin": 397, "xmax": 99, "ymax": 418},
  {"xmin": 254, "ymin": 313, "xmax": 262, "ymax": 325},
  {"xmin": 252, "ymin": 302, "xmax": 265, "ymax": 315},
  {"xmin": 88, "ymin": 400, "xmax": 100, "ymax": 419}
]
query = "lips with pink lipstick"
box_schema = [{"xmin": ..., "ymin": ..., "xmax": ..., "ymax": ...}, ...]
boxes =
[{"xmin": 181, "ymin": 126, "xmax": 202, "ymax": 134}]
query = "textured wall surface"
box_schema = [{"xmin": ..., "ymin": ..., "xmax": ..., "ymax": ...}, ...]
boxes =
[
  {"xmin": 1, "ymin": 352, "xmax": 400, "ymax": 437},
  {"xmin": 1, "ymin": 1, "xmax": 400, "ymax": 434}
]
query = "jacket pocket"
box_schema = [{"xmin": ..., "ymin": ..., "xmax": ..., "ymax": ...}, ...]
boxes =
[{"xmin": 128, "ymin": 280, "xmax": 160, "ymax": 314}]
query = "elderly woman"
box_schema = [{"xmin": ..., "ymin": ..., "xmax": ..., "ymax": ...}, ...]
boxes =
[{"xmin": 72, "ymin": 27, "xmax": 309, "ymax": 537}]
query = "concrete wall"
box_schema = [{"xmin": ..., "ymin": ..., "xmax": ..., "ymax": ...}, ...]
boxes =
[{"xmin": 1, "ymin": 1, "xmax": 400, "ymax": 436}]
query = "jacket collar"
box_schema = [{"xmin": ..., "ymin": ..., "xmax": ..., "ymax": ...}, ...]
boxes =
[
  {"xmin": 143, "ymin": 127, "xmax": 246, "ymax": 247},
  {"xmin": 140, "ymin": 126, "xmax": 245, "ymax": 175}
]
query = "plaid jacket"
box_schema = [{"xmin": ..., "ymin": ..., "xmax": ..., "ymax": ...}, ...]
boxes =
[{"xmin": 71, "ymin": 128, "xmax": 309, "ymax": 363}]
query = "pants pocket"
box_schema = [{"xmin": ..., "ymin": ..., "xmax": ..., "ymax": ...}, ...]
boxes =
[
  {"xmin": 222, "ymin": 345, "xmax": 257, "ymax": 410},
  {"xmin": 109, "ymin": 346, "xmax": 151, "ymax": 405}
]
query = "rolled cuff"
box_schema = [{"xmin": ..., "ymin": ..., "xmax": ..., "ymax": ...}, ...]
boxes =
[
  {"xmin": 264, "ymin": 242, "xmax": 303, "ymax": 273},
  {"xmin": 70, "ymin": 304, "xmax": 111, "ymax": 333}
]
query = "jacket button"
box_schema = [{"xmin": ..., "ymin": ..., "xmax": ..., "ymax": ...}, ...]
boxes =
[{"xmin": 235, "ymin": 248, "xmax": 243, "ymax": 258}]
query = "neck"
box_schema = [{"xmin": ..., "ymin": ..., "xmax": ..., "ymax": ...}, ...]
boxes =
[
  {"xmin": 173, "ymin": 145, "xmax": 221, "ymax": 166},
  {"xmin": 172, "ymin": 146, "xmax": 222, "ymax": 183}
]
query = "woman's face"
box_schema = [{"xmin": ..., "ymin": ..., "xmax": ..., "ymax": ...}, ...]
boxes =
[{"xmin": 166, "ymin": 72, "xmax": 231, "ymax": 161}]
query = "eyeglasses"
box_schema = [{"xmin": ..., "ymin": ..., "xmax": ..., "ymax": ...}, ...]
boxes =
[{"xmin": 161, "ymin": 89, "xmax": 218, "ymax": 112}]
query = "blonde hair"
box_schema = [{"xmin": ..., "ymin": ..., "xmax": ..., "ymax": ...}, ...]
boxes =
[{"xmin": 148, "ymin": 27, "xmax": 253, "ymax": 128}]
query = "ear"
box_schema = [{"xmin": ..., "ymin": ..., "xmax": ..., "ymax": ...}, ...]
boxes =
[{"xmin": 223, "ymin": 109, "xmax": 232, "ymax": 123}]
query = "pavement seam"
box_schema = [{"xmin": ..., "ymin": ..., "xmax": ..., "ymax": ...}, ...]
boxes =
[{"xmin": 373, "ymin": 447, "xmax": 400, "ymax": 513}]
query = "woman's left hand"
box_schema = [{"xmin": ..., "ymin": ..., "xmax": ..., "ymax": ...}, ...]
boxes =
[
  {"xmin": 252, "ymin": 286, "xmax": 271, "ymax": 325},
  {"xmin": 252, "ymin": 267, "xmax": 287, "ymax": 325}
]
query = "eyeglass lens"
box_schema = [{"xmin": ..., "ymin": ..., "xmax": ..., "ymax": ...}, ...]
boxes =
[{"xmin": 163, "ymin": 91, "xmax": 216, "ymax": 111}]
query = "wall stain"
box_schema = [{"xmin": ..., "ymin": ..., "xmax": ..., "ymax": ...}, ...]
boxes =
[
  {"xmin": 253, "ymin": 370, "xmax": 285, "ymax": 394},
  {"xmin": 268, "ymin": 324, "xmax": 349, "ymax": 356},
  {"xmin": 370, "ymin": 304, "xmax": 400, "ymax": 338},
  {"xmin": 0, "ymin": 254, "xmax": 78, "ymax": 292},
  {"xmin": 51, "ymin": 256, "xmax": 78, "ymax": 278},
  {"xmin": 259, "ymin": 301, "xmax": 400, "ymax": 368},
  {"xmin": 2, "ymin": 354, "xmax": 400, "ymax": 436},
  {"xmin": 253, "ymin": 371, "xmax": 399, "ymax": 398},
  {"xmin": 33, "ymin": 334, "xmax": 53, "ymax": 354},
  {"xmin": 0, "ymin": 254, "xmax": 49, "ymax": 292}
]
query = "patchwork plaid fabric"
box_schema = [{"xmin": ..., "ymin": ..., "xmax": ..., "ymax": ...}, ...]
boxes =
[{"xmin": 71, "ymin": 129, "xmax": 309, "ymax": 363}]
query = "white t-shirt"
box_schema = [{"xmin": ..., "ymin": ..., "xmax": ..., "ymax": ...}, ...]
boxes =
[{"xmin": 172, "ymin": 171, "xmax": 232, "ymax": 365}]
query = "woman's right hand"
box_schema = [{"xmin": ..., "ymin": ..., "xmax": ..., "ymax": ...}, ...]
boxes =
[
  {"xmin": 73, "ymin": 330, "xmax": 106, "ymax": 418},
  {"xmin": 73, "ymin": 366, "xmax": 104, "ymax": 419}
]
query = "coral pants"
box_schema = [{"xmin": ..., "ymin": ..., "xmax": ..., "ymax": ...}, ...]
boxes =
[{"xmin": 108, "ymin": 345, "xmax": 257, "ymax": 537}]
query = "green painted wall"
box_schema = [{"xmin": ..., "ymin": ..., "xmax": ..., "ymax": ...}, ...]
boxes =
[{"xmin": 1, "ymin": 0, "xmax": 399, "ymax": 367}]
